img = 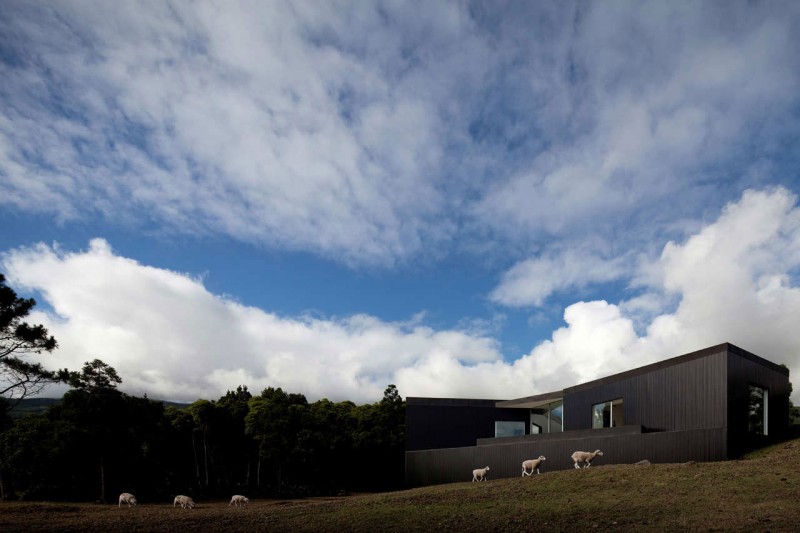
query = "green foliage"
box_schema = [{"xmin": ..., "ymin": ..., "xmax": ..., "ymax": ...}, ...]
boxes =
[
  {"xmin": 1, "ymin": 378, "xmax": 405, "ymax": 500},
  {"xmin": 0, "ymin": 273, "xmax": 62, "ymax": 412},
  {"xmin": 65, "ymin": 359, "xmax": 122, "ymax": 392}
]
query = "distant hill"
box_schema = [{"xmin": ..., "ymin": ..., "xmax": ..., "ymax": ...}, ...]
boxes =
[
  {"xmin": 6, "ymin": 397, "xmax": 191, "ymax": 418},
  {"xmin": 6, "ymin": 398, "xmax": 61, "ymax": 418}
]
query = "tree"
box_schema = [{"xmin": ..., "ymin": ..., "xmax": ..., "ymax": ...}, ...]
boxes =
[
  {"xmin": 245, "ymin": 387, "xmax": 307, "ymax": 489},
  {"xmin": 0, "ymin": 274, "xmax": 60, "ymax": 413},
  {"xmin": 66, "ymin": 359, "xmax": 122, "ymax": 391},
  {"xmin": 351, "ymin": 385, "xmax": 406, "ymax": 490},
  {"xmin": 216, "ymin": 386, "xmax": 254, "ymax": 487},
  {"xmin": 59, "ymin": 360, "xmax": 125, "ymax": 503},
  {"xmin": 189, "ymin": 400, "xmax": 216, "ymax": 489}
]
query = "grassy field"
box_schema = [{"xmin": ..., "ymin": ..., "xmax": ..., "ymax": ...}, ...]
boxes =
[{"xmin": 2, "ymin": 437, "xmax": 799, "ymax": 532}]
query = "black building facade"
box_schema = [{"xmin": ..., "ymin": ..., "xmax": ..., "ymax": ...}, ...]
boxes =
[{"xmin": 405, "ymin": 343, "xmax": 790, "ymax": 487}]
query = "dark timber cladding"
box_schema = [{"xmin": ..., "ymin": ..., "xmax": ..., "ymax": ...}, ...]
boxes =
[
  {"xmin": 562, "ymin": 346, "xmax": 729, "ymax": 432},
  {"xmin": 406, "ymin": 427, "xmax": 727, "ymax": 487},
  {"xmin": 406, "ymin": 398, "xmax": 529, "ymax": 451},
  {"xmin": 405, "ymin": 343, "xmax": 790, "ymax": 487}
]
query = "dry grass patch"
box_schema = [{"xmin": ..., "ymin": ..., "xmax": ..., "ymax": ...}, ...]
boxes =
[{"xmin": 2, "ymin": 438, "xmax": 799, "ymax": 532}]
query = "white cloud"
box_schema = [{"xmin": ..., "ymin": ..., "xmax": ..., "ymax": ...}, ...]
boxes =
[
  {"xmin": 2, "ymin": 3, "xmax": 798, "ymax": 268},
  {"xmin": 2, "ymin": 239, "xmax": 507, "ymax": 403},
  {"xmin": 490, "ymin": 249, "xmax": 628, "ymax": 307},
  {"xmin": 510, "ymin": 188, "xmax": 800, "ymax": 402},
  {"xmin": 474, "ymin": 2, "xmax": 800, "ymax": 248},
  {"xmin": 0, "ymin": 2, "xmax": 480, "ymax": 265},
  {"xmin": 2, "ymin": 189, "xmax": 800, "ymax": 404}
]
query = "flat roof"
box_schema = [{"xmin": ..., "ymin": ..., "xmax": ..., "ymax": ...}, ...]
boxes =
[
  {"xmin": 500, "ymin": 342, "xmax": 788, "ymax": 407},
  {"xmin": 408, "ymin": 343, "xmax": 788, "ymax": 409},
  {"xmin": 564, "ymin": 342, "xmax": 787, "ymax": 395},
  {"xmin": 495, "ymin": 390, "xmax": 563, "ymax": 409}
]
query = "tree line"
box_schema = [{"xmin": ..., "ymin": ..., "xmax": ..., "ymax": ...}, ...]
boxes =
[
  {"xmin": 0, "ymin": 371, "xmax": 405, "ymax": 501},
  {"xmin": 0, "ymin": 273, "xmax": 405, "ymax": 501}
]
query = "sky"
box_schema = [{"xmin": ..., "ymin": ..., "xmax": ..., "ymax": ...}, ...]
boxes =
[{"xmin": 2, "ymin": 1, "xmax": 800, "ymax": 404}]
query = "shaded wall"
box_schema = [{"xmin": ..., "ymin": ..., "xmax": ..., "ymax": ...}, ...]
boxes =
[
  {"xmin": 405, "ymin": 344, "xmax": 790, "ymax": 487},
  {"xmin": 726, "ymin": 347, "xmax": 790, "ymax": 456},
  {"xmin": 563, "ymin": 348, "xmax": 729, "ymax": 432},
  {"xmin": 406, "ymin": 398, "xmax": 529, "ymax": 451},
  {"xmin": 406, "ymin": 427, "xmax": 727, "ymax": 487}
]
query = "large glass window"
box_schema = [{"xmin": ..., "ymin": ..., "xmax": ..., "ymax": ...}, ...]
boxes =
[
  {"xmin": 495, "ymin": 421, "xmax": 525, "ymax": 438},
  {"xmin": 748, "ymin": 384, "xmax": 768, "ymax": 435},
  {"xmin": 592, "ymin": 398, "xmax": 623, "ymax": 428},
  {"xmin": 529, "ymin": 400, "xmax": 564, "ymax": 434},
  {"xmin": 530, "ymin": 408, "xmax": 548, "ymax": 434}
]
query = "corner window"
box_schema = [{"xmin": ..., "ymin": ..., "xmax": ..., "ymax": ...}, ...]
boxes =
[
  {"xmin": 748, "ymin": 384, "xmax": 768, "ymax": 435},
  {"xmin": 529, "ymin": 400, "xmax": 564, "ymax": 434},
  {"xmin": 495, "ymin": 421, "xmax": 525, "ymax": 438},
  {"xmin": 592, "ymin": 398, "xmax": 623, "ymax": 429}
]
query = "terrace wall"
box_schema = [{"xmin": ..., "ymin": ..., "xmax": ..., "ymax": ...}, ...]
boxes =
[{"xmin": 405, "ymin": 426, "xmax": 727, "ymax": 487}]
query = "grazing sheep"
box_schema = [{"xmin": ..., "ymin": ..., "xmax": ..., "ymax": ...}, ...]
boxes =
[
  {"xmin": 229, "ymin": 495, "xmax": 249, "ymax": 507},
  {"xmin": 472, "ymin": 466, "xmax": 490, "ymax": 482},
  {"xmin": 521, "ymin": 456, "xmax": 546, "ymax": 476},
  {"xmin": 571, "ymin": 450, "xmax": 603, "ymax": 469},
  {"xmin": 118, "ymin": 492, "xmax": 137, "ymax": 507},
  {"xmin": 173, "ymin": 495, "xmax": 195, "ymax": 509}
]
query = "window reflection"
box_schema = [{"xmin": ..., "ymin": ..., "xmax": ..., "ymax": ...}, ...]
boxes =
[
  {"xmin": 550, "ymin": 400, "xmax": 563, "ymax": 432},
  {"xmin": 748, "ymin": 384, "xmax": 768, "ymax": 435},
  {"xmin": 592, "ymin": 398, "xmax": 623, "ymax": 428},
  {"xmin": 529, "ymin": 400, "xmax": 564, "ymax": 434},
  {"xmin": 495, "ymin": 421, "xmax": 525, "ymax": 438}
]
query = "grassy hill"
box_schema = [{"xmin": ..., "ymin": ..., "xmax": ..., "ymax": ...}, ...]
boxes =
[{"xmin": 1, "ymin": 437, "xmax": 799, "ymax": 532}]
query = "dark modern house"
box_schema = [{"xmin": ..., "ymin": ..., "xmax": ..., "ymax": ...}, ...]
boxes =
[{"xmin": 405, "ymin": 343, "xmax": 790, "ymax": 487}]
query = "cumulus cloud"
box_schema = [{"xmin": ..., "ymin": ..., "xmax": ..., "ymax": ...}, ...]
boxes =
[
  {"xmin": 2, "ymin": 239, "xmax": 512, "ymax": 403},
  {"xmin": 509, "ymin": 188, "xmax": 800, "ymax": 402},
  {"xmin": 4, "ymin": 189, "xmax": 800, "ymax": 405}
]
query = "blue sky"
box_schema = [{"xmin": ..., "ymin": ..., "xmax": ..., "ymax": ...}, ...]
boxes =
[{"xmin": 2, "ymin": 1, "xmax": 800, "ymax": 403}]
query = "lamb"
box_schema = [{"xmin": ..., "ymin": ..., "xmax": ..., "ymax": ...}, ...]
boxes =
[
  {"xmin": 571, "ymin": 450, "xmax": 603, "ymax": 469},
  {"xmin": 118, "ymin": 492, "xmax": 137, "ymax": 507},
  {"xmin": 229, "ymin": 494, "xmax": 249, "ymax": 507},
  {"xmin": 173, "ymin": 495, "xmax": 195, "ymax": 509},
  {"xmin": 472, "ymin": 466, "xmax": 490, "ymax": 482},
  {"xmin": 521, "ymin": 456, "xmax": 546, "ymax": 476}
]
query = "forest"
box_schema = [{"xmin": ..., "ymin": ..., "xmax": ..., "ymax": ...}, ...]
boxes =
[
  {"xmin": 0, "ymin": 368, "xmax": 406, "ymax": 501},
  {"xmin": 0, "ymin": 273, "xmax": 405, "ymax": 502}
]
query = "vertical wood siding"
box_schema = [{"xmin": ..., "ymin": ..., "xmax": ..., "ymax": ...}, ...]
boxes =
[
  {"xmin": 563, "ymin": 350, "xmax": 729, "ymax": 432},
  {"xmin": 406, "ymin": 398, "xmax": 530, "ymax": 451},
  {"xmin": 726, "ymin": 350, "xmax": 791, "ymax": 455},
  {"xmin": 406, "ymin": 428, "xmax": 727, "ymax": 487},
  {"xmin": 405, "ymin": 345, "xmax": 789, "ymax": 487}
]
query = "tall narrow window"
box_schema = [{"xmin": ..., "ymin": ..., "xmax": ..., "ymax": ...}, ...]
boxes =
[
  {"xmin": 748, "ymin": 384, "xmax": 768, "ymax": 435},
  {"xmin": 550, "ymin": 400, "xmax": 563, "ymax": 432}
]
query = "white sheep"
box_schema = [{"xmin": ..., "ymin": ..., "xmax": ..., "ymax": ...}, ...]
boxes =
[
  {"xmin": 521, "ymin": 456, "xmax": 546, "ymax": 476},
  {"xmin": 571, "ymin": 450, "xmax": 603, "ymax": 469},
  {"xmin": 472, "ymin": 466, "xmax": 490, "ymax": 482},
  {"xmin": 173, "ymin": 495, "xmax": 195, "ymax": 509},
  {"xmin": 118, "ymin": 492, "xmax": 137, "ymax": 507},
  {"xmin": 229, "ymin": 494, "xmax": 249, "ymax": 506}
]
